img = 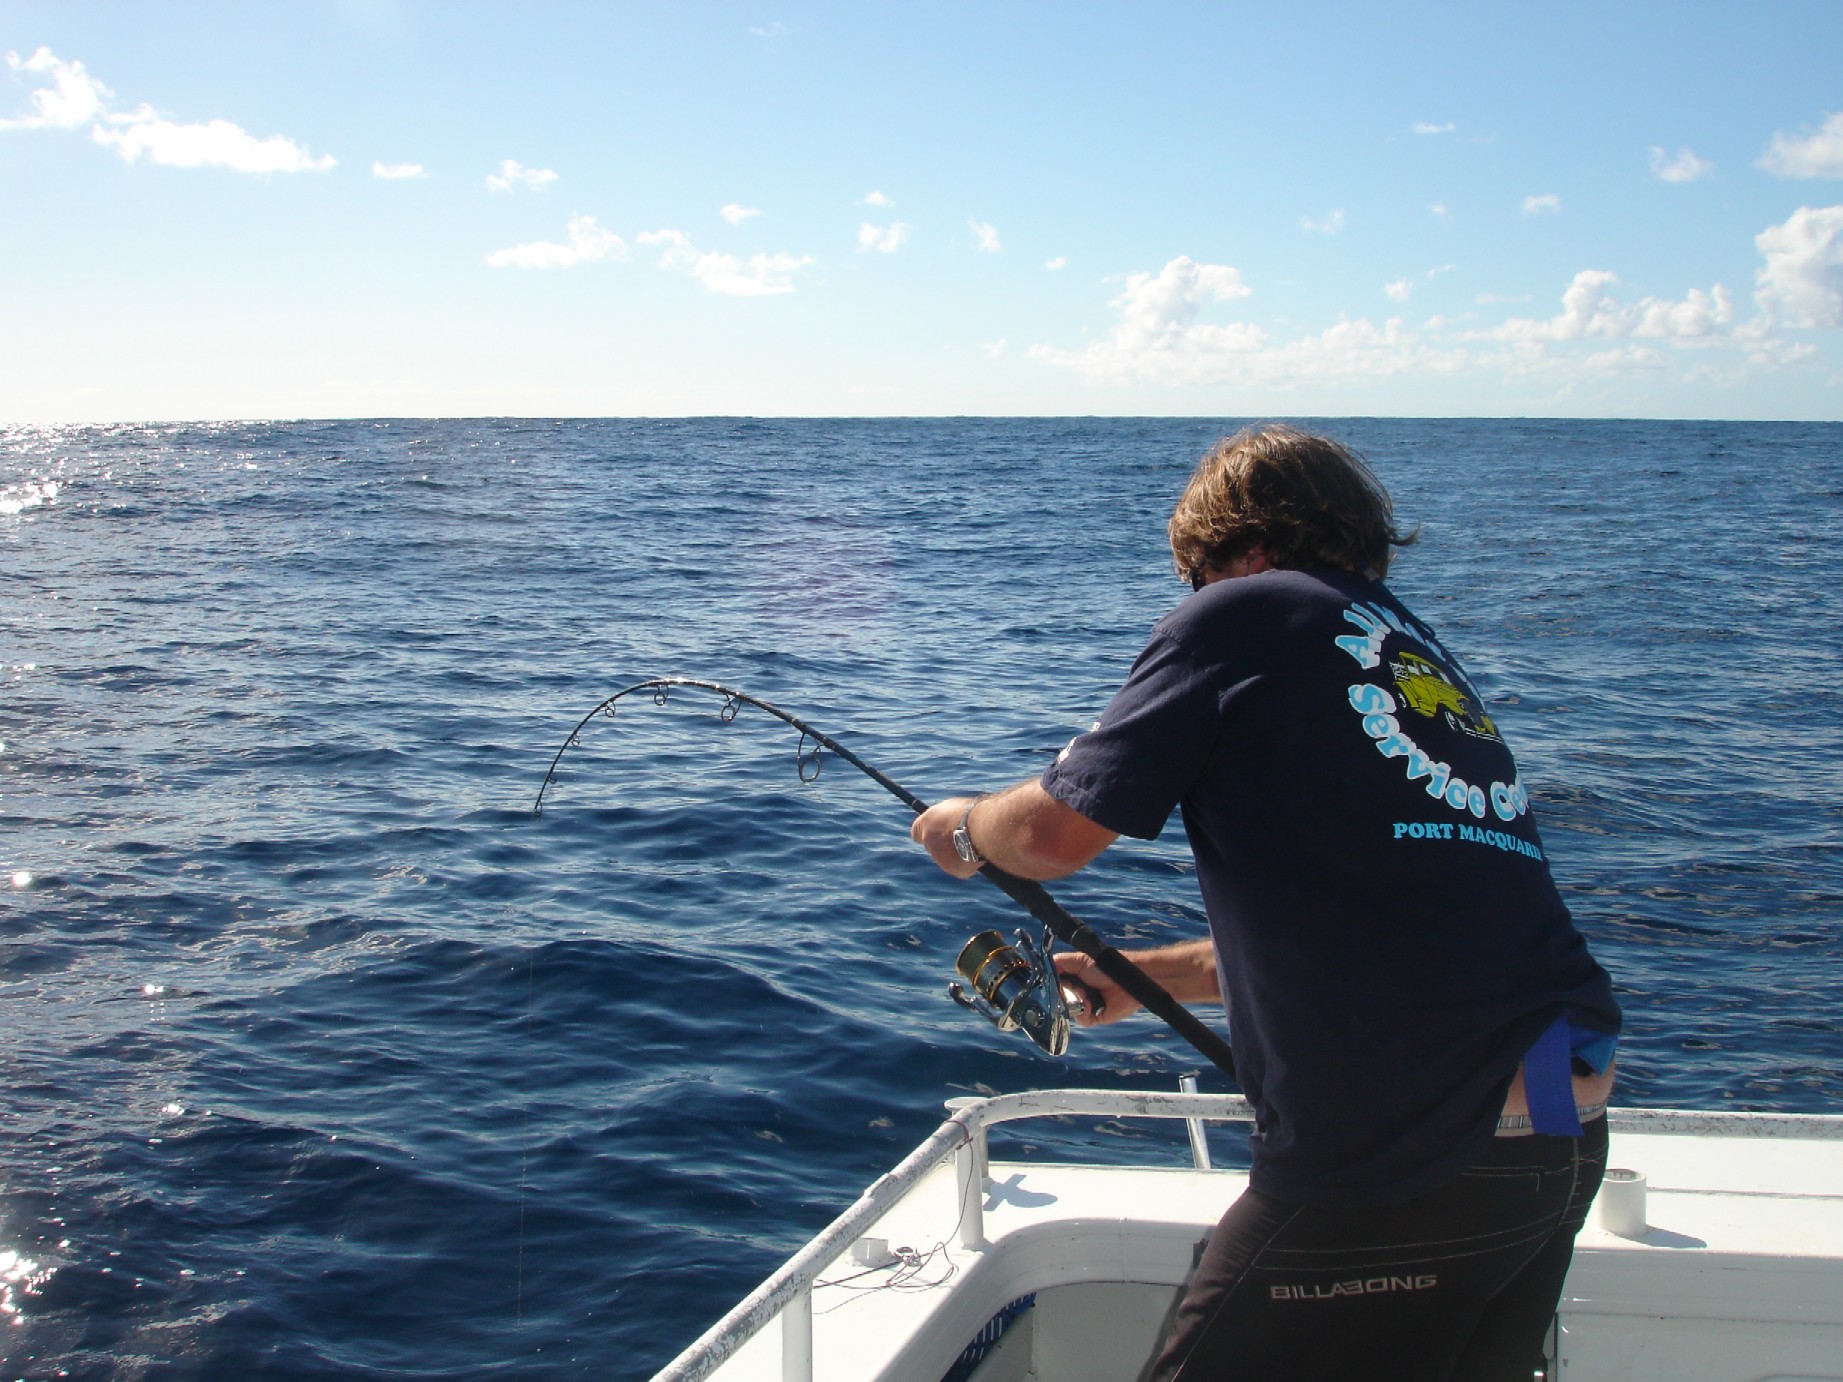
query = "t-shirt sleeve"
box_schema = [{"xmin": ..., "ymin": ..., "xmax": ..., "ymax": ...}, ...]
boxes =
[{"xmin": 1039, "ymin": 631, "xmax": 1225, "ymax": 840}]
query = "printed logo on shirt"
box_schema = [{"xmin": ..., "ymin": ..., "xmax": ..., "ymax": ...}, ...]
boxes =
[
  {"xmin": 1270, "ymin": 1274, "xmax": 1438, "ymax": 1301},
  {"xmin": 1387, "ymin": 651, "xmax": 1500, "ymax": 743},
  {"xmin": 1338, "ymin": 600, "xmax": 1531, "ymax": 829},
  {"xmin": 1394, "ymin": 819, "xmax": 1544, "ymax": 860}
]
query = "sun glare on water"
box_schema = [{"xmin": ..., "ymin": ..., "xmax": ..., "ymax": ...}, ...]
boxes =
[{"xmin": 0, "ymin": 1248, "xmax": 52, "ymax": 1321}]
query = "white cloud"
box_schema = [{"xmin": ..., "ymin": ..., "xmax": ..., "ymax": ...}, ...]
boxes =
[
  {"xmin": 1113, "ymin": 257, "xmax": 1252, "ymax": 324},
  {"xmin": 1631, "ymin": 287, "xmax": 1736, "ymax": 338},
  {"xmin": 980, "ymin": 340, "xmax": 1006, "ymax": 359},
  {"xmin": 485, "ymin": 214, "xmax": 626, "ymax": 270},
  {"xmin": 1747, "ymin": 336, "xmax": 1821, "ymax": 369},
  {"xmin": 1045, "ymin": 256, "xmax": 1068, "ymax": 270},
  {"xmin": 373, "ymin": 160, "xmax": 425, "ymax": 180},
  {"xmin": 1412, "ymin": 121, "xmax": 1455, "ymax": 135},
  {"xmin": 1018, "ymin": 222, "xmax": 1843, "ymax": 399},
  {"xmin": 1032, "ymin": 279, "xmax": 1475, "ymax": 387},
  {"xmin": 1481, "ymin": 269, "xmax": 1733, "ymax": 341},
  {"xmin": 1522, "ymin": 194, "xmax": 1561, "ymax": 216},
  {"xmin": 1431, "ymin": 202, "xmax": 1452, "ymax": 222},
  {"xmin": 858, "ymin": 221, "xmax": 909, "ymax": 253},
  {"xmin": 486, "ymin": 159, "xmax": 557, "ymax": 193},
  {"xmin": 1753, "ymin": 204, "xmax": 1843, "ymax": 326},
  {"xmin": 4, "ymin": 48, "xmax": 333, "ymax": 173},
  {"xmin": 1301, "ymin": 208, "xmax": 1346, "ymax": 235},
  {"xmin": 1028, "ymin": 217, "xmax": 1843, "ymax": 395},
  {"xmin": 1249, "ymin": 317, "xmax": 1456, "ymax": 382},
  {"xmin": 93, "ymin": 108, "xmax": 334, "ymax": 172},
  {"xmin": 1649, "ymin": 145, "xmax": 1713, "ymax": 183},
  {"xmin": 750, "ymin": 22, "xmax": 791, "ymax": 41},
  {"xmin": 858, "ymin": 189, "xmax": 893, "ymax": 207},
  {"xmin": 1028, "ymin": 255, "xmax": 1262, "ymax": 383},
  {"xmin": 1, "ymin": 47, "xmax": 109, "ymax": 129},
  {"xmin": 969, "ymin": 218, "xmax": 1002, "ymax": 253},
  {"xmin": 720, "ymin": 203, "xmax": 762, "ymax": 225},
  {"xmin": 1760, "ymin": 112, "xmax": 1843, "ymax": 179},
  {"xmin": 638, "ymin": 228, "xmax": 814, "ymax": 295},
  {"xmin": 1578, "ymin": 344, "xmax": 1668, "ymax": 373}
]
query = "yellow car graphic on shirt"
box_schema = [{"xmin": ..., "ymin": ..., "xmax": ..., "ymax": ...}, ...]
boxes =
[{"xmin": 1389, "ymin": 652, "xmax": 1500, "ymax": 740}]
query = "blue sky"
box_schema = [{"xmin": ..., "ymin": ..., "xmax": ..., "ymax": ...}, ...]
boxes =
[{"xmin": 3, "ymin": 1, "xmax": 1841, "ymax": 421}]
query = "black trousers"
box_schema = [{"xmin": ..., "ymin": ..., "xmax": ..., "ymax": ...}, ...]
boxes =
[{"xmin": 1150, "ymin": 1117, "xmax": 1608, "ymax": 1382}]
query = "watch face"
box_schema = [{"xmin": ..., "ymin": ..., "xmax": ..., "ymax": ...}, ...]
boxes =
[{"xmin": 953, "ymin": 826, "xmax": 977, "ymax": 862}]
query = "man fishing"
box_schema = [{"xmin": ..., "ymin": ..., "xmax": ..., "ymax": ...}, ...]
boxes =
[{"xmin": 911, "ymin": 424, "xmax": 1620, "ymax": 1382}]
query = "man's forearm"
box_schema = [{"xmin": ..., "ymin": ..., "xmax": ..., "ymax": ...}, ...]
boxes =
[
  {"xmin": 1114, "ymin": 938, "xmax": 1220, "ymax": 1004},
  {"xmin": 910, "ymin": 779, "xmax": 1117, "ymax": 881},
  {"xmin": 961, "ymin": 780, "xmax": 1117, "ymax": 880},
  {"xmin": 1054, "ymin": 936, "xmax": 1220, "ymax": 1027}
]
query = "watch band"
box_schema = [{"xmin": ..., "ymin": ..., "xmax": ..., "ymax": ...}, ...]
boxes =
[{"xmin": 953, "ymin": 798, "xmax": 988, "ymax": 865}]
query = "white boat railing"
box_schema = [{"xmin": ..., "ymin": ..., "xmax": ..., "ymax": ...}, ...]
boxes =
[
  {"xmin": 1605, "ymin": 1106, "xmax": 1843, "ymax": 1138},
  {"xmin": 648, "ymin": 1091, "xmax": 1843, "ymax": 1382},
  {"xmin": 648, "ymin": 1088, "xmax": 1253, "ymax": 1382}
]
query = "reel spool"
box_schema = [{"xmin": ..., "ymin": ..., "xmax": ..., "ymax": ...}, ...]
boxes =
[{"xmin": 949, "ymin": 927, "xmax": 1091, "ymax": 1057}]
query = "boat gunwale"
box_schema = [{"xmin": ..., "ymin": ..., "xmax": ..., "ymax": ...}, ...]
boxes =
[{"xmin": 649, "ymin": 1090, "xmax": 1843, "ymax": 1382}]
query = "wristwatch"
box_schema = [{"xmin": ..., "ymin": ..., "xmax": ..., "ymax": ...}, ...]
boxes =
[{"xmin": 952, "ymin": 799, "xmax": 987, "ymax": 865}]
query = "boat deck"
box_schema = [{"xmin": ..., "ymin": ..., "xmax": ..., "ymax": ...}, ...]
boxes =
[{"xmin": 659, "ymin": 1093, "xmax": 1843, "ymax": 1382}]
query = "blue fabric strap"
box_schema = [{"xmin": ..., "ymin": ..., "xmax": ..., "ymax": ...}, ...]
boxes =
[{"xmin": 1525, "ymin": 1013, "xmax": 1584, "ymax": 1137}]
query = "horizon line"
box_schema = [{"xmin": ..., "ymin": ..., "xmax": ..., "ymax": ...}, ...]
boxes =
[{"xmin": 6, "ymin": 412, "xmax": 1841, "ymax": 429}]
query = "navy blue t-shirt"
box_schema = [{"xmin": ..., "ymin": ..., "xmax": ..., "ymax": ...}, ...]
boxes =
[{"xmin": 1040, "ymin": 568, "xmax": 1620, "ymax": 1207}]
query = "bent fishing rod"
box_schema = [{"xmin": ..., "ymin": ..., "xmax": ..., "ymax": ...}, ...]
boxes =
[{"xmin": 534, "ymin": 676, "xmax": 1238, "ymax": 1085}]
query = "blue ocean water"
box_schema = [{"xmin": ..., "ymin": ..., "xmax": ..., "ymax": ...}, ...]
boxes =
[{"xmin": 1, "ymin": 417, "xmax": 1840, "ymax": 1380}]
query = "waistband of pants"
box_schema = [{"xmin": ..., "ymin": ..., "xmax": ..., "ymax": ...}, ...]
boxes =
[{"xmin": 1495, "ymin": 1103, "xmax": 1607, "ymax": 1137}]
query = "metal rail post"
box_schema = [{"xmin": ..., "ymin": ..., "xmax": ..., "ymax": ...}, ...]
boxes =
[
  {"xmin": 781, "ymin": 1285, "xmax": 812, "ymax": 1382},
  {"xmin": 1179, "ymin": 1074, "xmax": 1212, "ymax": 1170},
  {"xmin": 947, "ymin": 1096, "xmax": 989, "ymax": 1250}
]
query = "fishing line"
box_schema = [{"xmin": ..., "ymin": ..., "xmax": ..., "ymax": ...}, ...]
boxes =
[
  {"xmin": 515, "ymin": 950, "xmax": 534, "ymax": 1326},
  {"xmin": 813, "ymin": 1242, "xmax": 959, "ymax": 1309},
  {"xmin": 534, "ymin": 676, "xmax": 1237, "ymax": 1085}
]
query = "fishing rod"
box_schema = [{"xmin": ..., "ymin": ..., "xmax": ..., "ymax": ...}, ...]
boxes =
[{"xmin": 534, "ymin": 677, "xmax": 1238, "ymax": 1086}]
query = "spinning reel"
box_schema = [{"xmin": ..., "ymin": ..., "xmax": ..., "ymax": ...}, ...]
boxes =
[{"xmin": 948, "ymin": 927, "xmax": 1103, "ymax": 1058}]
